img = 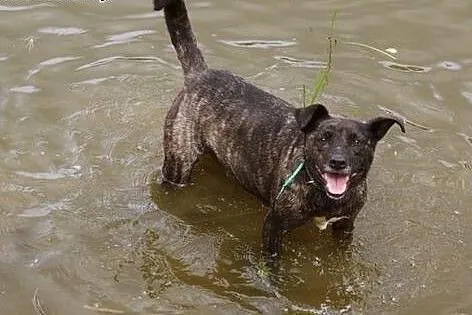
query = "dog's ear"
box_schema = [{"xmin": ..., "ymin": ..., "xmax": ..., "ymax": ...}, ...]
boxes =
[
  {"xmin": 295, "ymin": 104, "xmax": 330, "ymax": 132},
  {"xmin": 367, "ymin": 116, "xmax": 406, "ymax": 142}
]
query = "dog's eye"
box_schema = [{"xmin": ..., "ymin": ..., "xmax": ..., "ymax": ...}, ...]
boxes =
[
  {"xmin": 319, "ymin": 135, "xmax": 329, "ymax": 143},
  {"xmin": 349, "ymin": 133, "xmax": 363, "ymax": 146},
  {"xmin": 319, "ymin": 132, "xmax": 332, "ymax": 143},
  {"xmin": 352, "ymin": 138, "xmax": 366, "ymax": 146}
]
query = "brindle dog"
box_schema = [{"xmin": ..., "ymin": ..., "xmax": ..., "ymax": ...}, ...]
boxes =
[{"xmin": 154, "ymin": 0, "xmax": 405, "ymax": 262}]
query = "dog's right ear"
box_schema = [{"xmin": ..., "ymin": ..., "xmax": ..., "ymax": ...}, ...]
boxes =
[
  {"xmin": 367, "ymin": 116, "xmax": 406, "ymax": 142},
  {"xmin": 295, "ymin": 104, "xmax": 330, "ymax": 132}
]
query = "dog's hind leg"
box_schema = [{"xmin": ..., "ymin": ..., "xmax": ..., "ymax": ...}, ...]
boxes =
[
  {"xmin": 162, "ymin": 125, "xmax": 200, "ymax": 185},
  {"xmin": 161, "ymin": 101, "xmax": 201, "ymax": 186},
  {"xmin": 162, "ymin": 132, "xmax": 200, "ymax": 186},
  {"xmin": 162, "ymin": 148, "xmax": 198, "ymax": 186}
]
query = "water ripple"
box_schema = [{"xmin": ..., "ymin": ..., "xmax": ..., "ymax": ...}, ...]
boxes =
[
  {"xmin": 437, "ymin": 60, "xmax": 462, "ymax": 71},
  {"xmin": 220, "ymin": 39, "xmax": 297, "ymax": 49},
  {"xmin": 10, "ymin": 85, "xmax": 40, "ymax": 94},
  {"xmin": 94, "ymin": 30, "xmax": 156, "ymax": 48},
  {"xmin": 38, "ymin": 27, "xmax": 87, "ymax": 36},
  {"xmin": 15, "ymin": 166, "xmax": 82, "ymax": 180},
  {"xmin": 0, "ymin": 3, "xmax": 53, "ymax": 11},
  {"xmin": 379, "ymin": 61, "xmax": 431, "ymax": 73},
  {"xmin": 274, "ymin": 55, "xmax": 325, "ymax": 68},
  {"xmin": 76, "ymin": 56, "xmax": 178, "ymax": 71},
  {"xmin": 457, "ymin": 133, "xmax": 472, "ymax": 146},
  {"xmin": 139, "ymin": 211, "xmax": 220, "ymax": 277},
  {"xmin": 462, "ymin": 92, "xmax": 472, "ymax": 104},
  {"xmin": 122, "ymin": 11, "xmax": 163, "ymax": 19},
  {"xmin": 0, "ymin": 183, "xmax": 35, "ymax": 194},
  {"xmin": 18, "ymin": 201, "xmax": 67, "ymax": 218},
  {"xmin": 461, "ymin": 82, "xmax": 472, "ymax": 105},
  {"xmin": 27, "ymin": 56, "xmax": 81, "ymax": 79},
  {"xmin": 71, "ymin": 75, "xmax": 129, "ymax": 86}
]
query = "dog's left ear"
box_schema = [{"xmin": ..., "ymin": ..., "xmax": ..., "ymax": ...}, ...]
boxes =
[
  {"xmin": 295, "ymin": 104, "xmax": 330, "ymax": 132},
  {"xmin": 367, "ymin": 116, "xmax": 406, "ymax": 142}
]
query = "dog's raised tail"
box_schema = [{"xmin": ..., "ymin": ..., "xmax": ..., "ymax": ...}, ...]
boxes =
[{"xmin": 154, "ymin": 0, "xmax": 207, "ymax": 77}]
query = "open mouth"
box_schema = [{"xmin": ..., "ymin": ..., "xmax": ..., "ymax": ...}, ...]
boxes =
[{"xmin": 321, "ymin": 172, "xmax": 350, "ymax": 199}]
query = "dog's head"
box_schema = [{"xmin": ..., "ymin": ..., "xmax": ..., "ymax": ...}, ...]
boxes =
[{"xmin": 296, "ymin": 104, "xmax": 405, "ymax": 200}]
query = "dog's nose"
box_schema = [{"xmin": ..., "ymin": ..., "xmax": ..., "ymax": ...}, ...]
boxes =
[{"xmin": 328, "ymin": 156, "xmax": 347, "ymax": 170}]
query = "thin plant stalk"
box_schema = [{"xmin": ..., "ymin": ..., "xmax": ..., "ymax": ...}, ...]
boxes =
[{"xmin": 306, "ymin": 11, "xmax": 337, "ymax": 105}]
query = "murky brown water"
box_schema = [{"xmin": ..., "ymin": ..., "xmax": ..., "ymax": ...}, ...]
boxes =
[{"xmin": 1, "ymin": 0, "xmax": 471, "ymax": 314}]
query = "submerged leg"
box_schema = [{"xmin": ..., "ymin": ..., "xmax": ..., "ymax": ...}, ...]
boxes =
[
  {"xmin": 161, "ymin": 98, "xmax": 201, "ymax": 186},
  {"xmin": 162, "ymin": 148, "xmax": 199, "ymax": 185},
  {"xmin": 331, "ymin": 217, "xmax": 355, "ymax": 247}
]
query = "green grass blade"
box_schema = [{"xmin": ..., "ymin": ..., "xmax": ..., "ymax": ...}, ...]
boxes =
[{"xmin": 305, "ymin": 11, "xmax": 338, "ymax": 105}]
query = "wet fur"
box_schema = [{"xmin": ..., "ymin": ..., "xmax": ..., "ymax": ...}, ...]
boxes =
[{"xmin": 154, "ymin": 0, "xmax": 405, "ymax": 262}]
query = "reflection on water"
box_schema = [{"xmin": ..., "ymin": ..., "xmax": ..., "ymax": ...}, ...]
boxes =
[
  {"xmin": 0, "ymin": 0, "xmax": 472, "ymax": 314},
  {"xmin": 38, "ymin": 26, "xmax": 87, "ymax": 35},
  {"xmin": 274, "ymin": 55, "xmax": 326, "ymax": 69},
  {"xmin": 220, "ymin": 39, "xmax": 297, "ymax": 49},
  {"xmin": 147, "ymin": 156, "xmax": 378, "ymax": 312},
  {"xmin": 379, "ymin": 61, "xmax": 431, "ymax": 73}
]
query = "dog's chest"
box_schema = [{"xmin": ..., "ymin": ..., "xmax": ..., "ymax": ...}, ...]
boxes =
[{"xmin": 279, "ymin": 180, "xmax": 367, "ymax": 219}]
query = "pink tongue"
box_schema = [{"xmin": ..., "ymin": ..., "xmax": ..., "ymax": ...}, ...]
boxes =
[{"xmin": 323, "ymin": 173, "xmax": 349, "ymax": 195}]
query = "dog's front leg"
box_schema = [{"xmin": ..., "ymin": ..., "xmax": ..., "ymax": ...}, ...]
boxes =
[{"xmin": 262, "ymin": 210, "xmax": 285, "ymax": 265}]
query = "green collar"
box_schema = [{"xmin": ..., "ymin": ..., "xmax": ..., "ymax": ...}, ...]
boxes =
[{"xmin": 276, "ymin": 161, "xmax": 317, "ymax": 200}]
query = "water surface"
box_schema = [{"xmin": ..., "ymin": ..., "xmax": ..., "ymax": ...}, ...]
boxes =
[{"xmin": 0, "ymin": 0, "xmax": 471, "ymax": 314}]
